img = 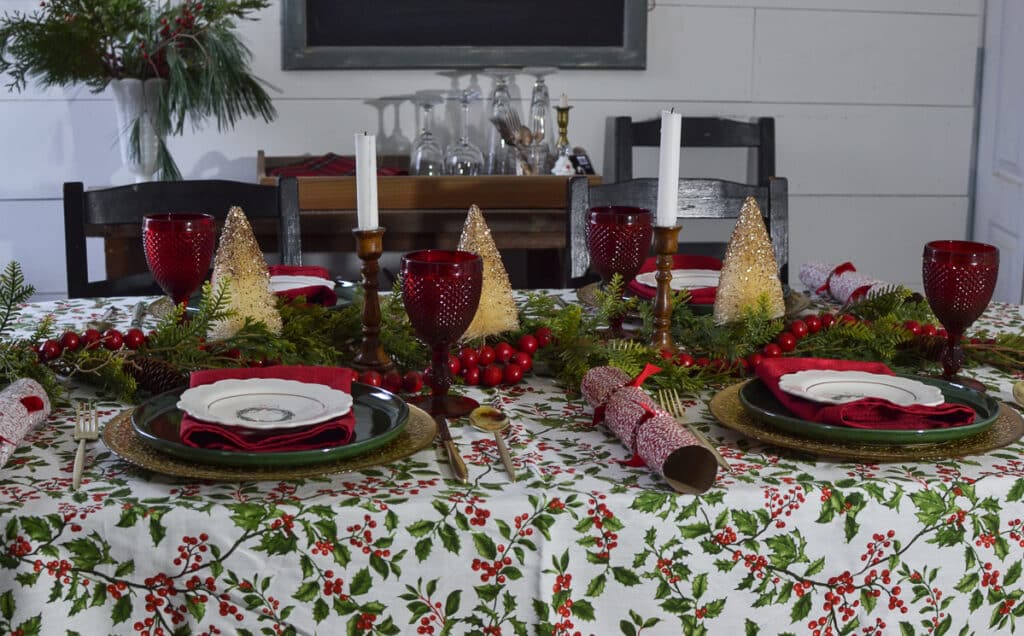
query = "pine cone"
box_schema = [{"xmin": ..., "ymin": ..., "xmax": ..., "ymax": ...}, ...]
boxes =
[{"xmin": 127, "ymin": 357, "xmax": 188, "ymax": 394}]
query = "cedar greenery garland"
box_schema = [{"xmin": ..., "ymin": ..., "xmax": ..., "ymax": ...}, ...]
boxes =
[
  {"xmin": 0, "ymin": 263, "xmax": 59, "ymax": 399},
  {"xmin": 0, "ymin": 0, "xmax": 275, "ymax": 179},
  {"xmin": 3, "ymin": 261, "xmax": 1021, "ymax": 403}
]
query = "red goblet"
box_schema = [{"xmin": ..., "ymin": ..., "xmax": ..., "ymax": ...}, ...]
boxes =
[
  {"xmin": 922, "ymin": 240, "xmax": 999, "ymax": 391},
  {"xmin": 587, "ymin": 206, "xmax": 653, "ymax": 287},
  {"xmin": 142, "ymin": 213, "xmax": 216, "ymax": 307},
  {"xmin": 401, "ymin": 250, "xmax": 483, "ymax": 417}
]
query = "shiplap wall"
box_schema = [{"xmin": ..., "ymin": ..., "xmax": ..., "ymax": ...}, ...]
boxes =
[{"xmin": 0, "ymin": 0, "xmax": 983, "ymax": 299}]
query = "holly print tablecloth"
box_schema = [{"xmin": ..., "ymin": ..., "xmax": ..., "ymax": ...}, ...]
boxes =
[{"xmin": 1, "ymin": 297, "xmax": 1023, "ymax": 636}]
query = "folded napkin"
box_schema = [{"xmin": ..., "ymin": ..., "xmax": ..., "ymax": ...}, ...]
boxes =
[
  {"xmin": 0, "ymin": 378, "xmax": 51, "ymax": 468},
  {"xmin": 180, "ymin": 366, "xmax": 356, "ymax": 452},
  {"xmin": 581, "ymin": 365, "xmax": 718, "ymax": 494},
  {"xmin": 268, "ymin": 265, "xmax": 338, "ymax": 307},
  {"xmin": 799, "ymin": 261, "xmax": 890, "ymax": 304},
  {"xmin": 267, "ymin": 153, "xmax": 406, "ymax": 177},
  {"xmin": 627, "ymin": 255, "xmax": 722, "ymax": 303},
  {"xmin": 754, "ymin": 358, "xmax": 976, "ymax": 430}
]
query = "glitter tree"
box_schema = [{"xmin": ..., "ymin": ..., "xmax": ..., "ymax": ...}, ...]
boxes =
[
  {"xmin": 457, "ymin": 205, "xmax": 520, "ymax": 339},
  {"xmin": 712, "ymin": 197, "xmax": 785, "ymax": 324}
]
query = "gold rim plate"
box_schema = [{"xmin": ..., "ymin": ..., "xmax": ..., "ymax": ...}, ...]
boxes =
[
  {"xmin": 102, "ymin": 403, "xmax": 437, "ymax": 481},
  {"xmin": 710, "ymin": 381, "xmax": 1024, "ymax": 462}
]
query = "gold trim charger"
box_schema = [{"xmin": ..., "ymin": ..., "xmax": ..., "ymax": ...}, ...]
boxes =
[
  {"xmin": 709, "ymin": 381, "xmax": 1024, "ymax": 462},
  {"xmin": 102, "ymin": 403, "xmax": 437, "ymax": 480}
]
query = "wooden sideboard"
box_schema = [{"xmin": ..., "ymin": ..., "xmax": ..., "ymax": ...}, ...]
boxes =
[
  {"xmin": 255, "ymin": 152, "xmax": 603, "ymax": 287},
  {"xmin": 85, "ymin": 154, "xmax": 601, "ymax": 289}
]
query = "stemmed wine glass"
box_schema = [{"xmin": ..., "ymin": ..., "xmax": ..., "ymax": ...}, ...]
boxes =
[
  {"xmin": 587, "ymin": 206, "xmax": 653, "ymax": 288},
  {"xmin": 143, "ymin": 213, "xmax": 216, "ymax": 309},
  {"xmin": 410, "ymin": 91, "xmax": 445, "ymax": 176},
  {"xmin": 922, "ymin": 240, "xmax": 999, "ymax": 391},
  {"xmin": 523, "ymin": 66, "xmax": 557, "ymax": 174},
  {"xmin": 445, "ymin": 89, "xmax": 484, "ymax": 175},
  {"xmin": 483, "ymin": 69, "xmax": 519, "ymax": 175},
  {"xmin": 401, "ymin": 250, "xmax": 484, "ymax": 417}
]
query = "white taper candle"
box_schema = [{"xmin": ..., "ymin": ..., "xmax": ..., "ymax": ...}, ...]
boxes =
[
  {"xmin": 355, "ymin": 132, "xmax": 379, "ymax": 230},
  {"xmin": 655, "ymin": 110, "xmax": 682, "ymax": 227}
]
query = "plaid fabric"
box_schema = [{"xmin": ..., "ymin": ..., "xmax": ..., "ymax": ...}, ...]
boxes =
[{"xmin": 268, "ymin": 153, "xmax": 406, "ymax": 177}]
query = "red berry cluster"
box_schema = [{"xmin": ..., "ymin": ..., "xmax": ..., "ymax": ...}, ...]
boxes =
[
  {"xmin": 456, "ymin": 328, "xmax": 552, "ymax": 388},
  {"xmin": 37, "ymin": 327, "xmax": 147, "ymax": 361},
  {"xmin": 357, "ymin": 327, "xmax": 553, "ymax": 393}
]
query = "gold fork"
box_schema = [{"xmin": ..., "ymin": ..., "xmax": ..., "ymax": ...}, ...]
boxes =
[
  {"xmin": 657, "ymin": 388, "xmax": 731, "ymax": 472},
  {"xmin": 72, "ymin": 403, "xmax": 99, "ymax": 490}
]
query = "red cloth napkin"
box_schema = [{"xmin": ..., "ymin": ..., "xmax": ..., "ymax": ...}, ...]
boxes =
[
  {"xmin": 267, "ymin": 153, "xmax": 406, "ymax": 177},
  {"xmin": 268, "ymin": 265, "xmax": 338, "ymax": 307},
  {"xmin": 626, "ymin": 255, "xmax": 722, "ymax": 302},
  {"xmin": 179, "ymin": 366, "xmax": 356, "ymax": 452},
  {"xmin": 754, "ymin": 358, "xmax": 976, "ymax": 430}
]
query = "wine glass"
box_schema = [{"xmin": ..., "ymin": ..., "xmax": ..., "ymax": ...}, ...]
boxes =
[
  {"xmin": 523, "ymin": 66, "xmax": 557, "ymax": 173},
  {"xmin": 401, "ymin": 250, "xmax": 483, "ymax": 417},
  {"xmin": 410, "ymin": 91, "xmax": 445, "ymax": 176},
  {"xmin": 444, "ymin": 89, "xmax": 484, "ymax": 175},
  {"xmin": 483, "ymin": 69, "xmax": 519, "ymax": 175},
  {"xmin": 143, "ymin": 213, "xmax": 216, "ymax": 308},
  {"xmin": 922, "ymin": 240, "xmax": 999, "ymax": 390},
  {"xmin": 587, "ymin": 206, "xmax": 653, "ymax": 288}
]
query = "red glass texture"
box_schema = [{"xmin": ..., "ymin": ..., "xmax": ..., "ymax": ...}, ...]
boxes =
[
  {"xmin": 143, "ymin": 213, "xmax": 216, "ymax": 306},
  {"xmin": 401, "ymin": 250, "xmax": 483, "ymax": 344},
  {"xmin": 922, "ymin": 241, "xmax": 999, "ymax": 335},
  {"xmin": 586, "ymin": 206, "xmax": 653, "ymax": 285}
]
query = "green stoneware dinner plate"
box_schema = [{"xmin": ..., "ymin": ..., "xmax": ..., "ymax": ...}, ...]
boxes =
[
  {"xmin": 131, "ymin": 382, "xmax": 408, "ymax": 467},
  {"xmin": 738, "ymin": 375, "xmax": 1001, "ymax": 445}
]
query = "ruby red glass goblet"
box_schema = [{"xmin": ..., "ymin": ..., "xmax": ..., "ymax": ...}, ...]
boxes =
[
  {"xmin": 922, "ymin": 240, "xmax": 999, "ymax": 390},
  {"xmin": 587, "ymin": 206, "xmax": 653, "ymax": 287},
  {"xmin": 142, "ymin": 213, "xmax": 217, "ymax": 307},
  {"xmin": 401, "ymin": 250, "xmax": 483, "ymax": 417}
]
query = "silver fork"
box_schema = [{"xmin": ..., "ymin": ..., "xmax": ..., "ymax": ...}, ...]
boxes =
[
  {"xmin": 72, "ymin": 403, "xmax": 99, "ymax": 490},
  {"xmin": 657, "ymin": 388, "xmax": 731, "ymax": 472}
]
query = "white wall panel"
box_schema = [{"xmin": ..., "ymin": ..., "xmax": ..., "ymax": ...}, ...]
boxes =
[
  {"xmin": 658, "ymin": 0, "xmax": 980, "ymax": 14},
  {"xmin": 753, "ymin": 10, "xmax": 977, "ymax": 105},
  {"xmin": 789, "ymin": 195, "xmax": 969, "ymax": 292}
]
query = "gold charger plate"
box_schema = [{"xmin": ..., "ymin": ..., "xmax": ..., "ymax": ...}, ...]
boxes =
[
  {"xmin": 102, "ymin": 402, "xmax": 437, "ymax": 481},
  {"xmin": 709, "ymin": 381, "xmax": 1024, "ymax": 462}
]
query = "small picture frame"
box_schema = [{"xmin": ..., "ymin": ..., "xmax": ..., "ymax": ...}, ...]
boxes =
[{"xmin": 569, "ymin": 153, "xmax": 596, "ymax": 175}]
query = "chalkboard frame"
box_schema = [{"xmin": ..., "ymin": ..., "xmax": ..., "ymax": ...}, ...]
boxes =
[{"xmin": 281, "ymin": 0, "xmax": 647, "ymax": 70}]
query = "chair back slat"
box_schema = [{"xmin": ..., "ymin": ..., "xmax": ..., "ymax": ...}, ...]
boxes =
[
  {"xmin": 613, "ymin": 116, "xmax": 775, "ymax": 186},
  {"xmin": 63, "ymin": 178, "xmax": 301, "ymax": 299},
  {"xmin": 565, "ymin": 176, "xmax": 789, "ymax": 286}
]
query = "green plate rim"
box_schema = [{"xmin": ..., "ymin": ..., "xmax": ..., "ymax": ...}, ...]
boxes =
[
  {"xmin": 738, "ymin": 374, "xmax": 1001, "ymax": 445},
  {"xmin": 131, "ymin": 382, "xmax": 408, "ymax": 467}
]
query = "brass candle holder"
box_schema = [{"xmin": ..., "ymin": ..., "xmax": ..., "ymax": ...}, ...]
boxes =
[
  {"xmin": 352, "ymin": 228, "xmax": 394, "ymax": 372},
  {"xmin": 651, "ymin": 225, "xmax": 681, "ymax": 352},
  {"xmin": 554, "ymin": 105, "xmax": 572, "ymax": 156}
]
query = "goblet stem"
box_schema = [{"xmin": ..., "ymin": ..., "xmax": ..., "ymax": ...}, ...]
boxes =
[
  {"xmin": 429, "ymin": 343, "xmax": 453, "ymax": 403},
  {"xmin": 941, "ymin": 331, "xmax": 966, "ymax": 381}
]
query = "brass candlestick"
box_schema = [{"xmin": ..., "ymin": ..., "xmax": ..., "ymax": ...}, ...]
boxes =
[
  {"xmin": 651, "ymin": 225, "xmax": 681, "ymax": 352},
  {"xmin": 554, "ymin": 105, "xmax": 572, "ymax": 156},
  {"xmin": 352, "ymin": 228, "xmax": 394, "ymax": 372}
]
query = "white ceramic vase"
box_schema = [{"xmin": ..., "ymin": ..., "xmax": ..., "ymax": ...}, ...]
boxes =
[{"xmin": 110, "ymin": 78, "xmax": 166, "ymax": 182}]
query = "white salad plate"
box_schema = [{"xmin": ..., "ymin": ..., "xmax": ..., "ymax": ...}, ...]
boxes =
[
  {"xmin": 177, "ymin": 378, "xmax": 354, "ymax": 429},
  {"xmin": 269, "ymin": 275, "xmax": 333, "ymax": 293},
  {"xmin": 777, "ymin": 371, "xmax": 945, "ymax": 407},
  {"xmin": 634, "ymin": 269, "xmax": 720, "ymax": 291}
]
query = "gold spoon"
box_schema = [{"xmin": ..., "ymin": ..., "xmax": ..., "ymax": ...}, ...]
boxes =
[
  {"xmin": 1012, "ymin": 380, "xmax": 1024, "ymax": 408},
  {"xmin": 469, "ymin": 406, "xmax": 517, "ymax": 482}
]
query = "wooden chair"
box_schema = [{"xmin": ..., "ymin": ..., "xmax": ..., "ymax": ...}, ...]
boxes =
[
  {"xmin": 613, "ymin": 116, "xmax": 775, "ymax": 185},
  {"xmin": 63, "ymin": 178, "xmax": 301, "ymax": 298},
  {"xmin": 564, "ymin": 176, "xmax": 788, "ymax": 287}
]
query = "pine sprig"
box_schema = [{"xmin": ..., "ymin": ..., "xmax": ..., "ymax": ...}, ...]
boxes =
[{"xmin": 0, "ymin": 262, "xmax": 34, "ymax": 340}]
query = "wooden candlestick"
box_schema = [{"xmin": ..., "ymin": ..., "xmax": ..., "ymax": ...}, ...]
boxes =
[
  {"xmin": 651, "ymin": 225, "xmax": 681, "ymax": 352},
  {"xmin": 352, "ymin": 228, "xmax": 394, "ymax": 372}
]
